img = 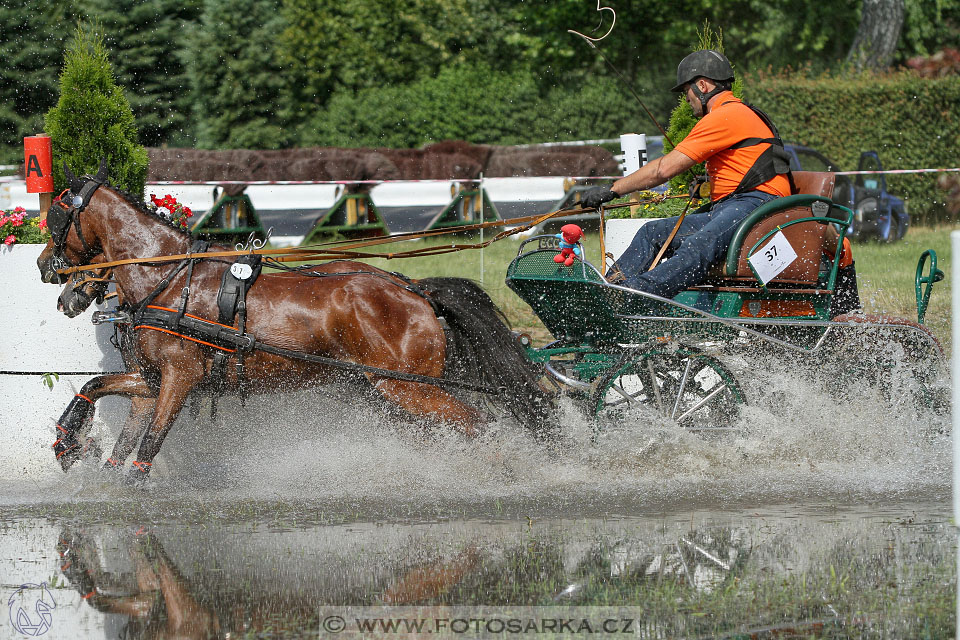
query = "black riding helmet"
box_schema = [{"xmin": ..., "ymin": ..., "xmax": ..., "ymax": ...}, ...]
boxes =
[{"xmin": 671, "ymin": 49, "xmax": 734, "ymax": 115}]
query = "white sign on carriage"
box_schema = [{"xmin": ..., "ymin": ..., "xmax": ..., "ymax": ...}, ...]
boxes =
[{"xmin": 747, "ymin": 230, "xmax": 798, "ymax": 285}]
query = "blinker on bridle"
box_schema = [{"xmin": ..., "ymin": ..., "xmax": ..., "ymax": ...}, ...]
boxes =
[{"xmin": 49, "ymin": 160, "xmax": 109, "ymax": 269}]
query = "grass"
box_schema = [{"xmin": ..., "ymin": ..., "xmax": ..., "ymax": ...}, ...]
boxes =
[
  {"xmin": 296, "ymin": 223, "xmax": 956, "ymax": 349},
  {"xmin": 852, "ymin": 225, "xmax": 953, "ymax": 347}
]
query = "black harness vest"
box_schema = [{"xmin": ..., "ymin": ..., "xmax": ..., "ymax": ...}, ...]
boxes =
[
  {"xmin": 725, "ymin": 101, "xmax": 792, "ymax": 195},
  {"xmin": 693, "ymin": 99, "xmax": 792, "ymax": 208}
]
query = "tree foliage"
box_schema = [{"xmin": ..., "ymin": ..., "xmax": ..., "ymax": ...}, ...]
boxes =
[
  {"xmin": 299, "ymin": 63, "xmax": 639, "ymax": 148},
  {"xmin": 186, "ymin": 0, "xmax": 293, "ymax": 149},
  {"xmin": 1, "ymin": 0, "xmax": 959, "ymax": 166},
  {"xmin": 44, "ymin": 24, "xmax": 148, "ymax": 195},
  {"xmin": 748, "ymin": 69, "xmax": 960, "ymax": 224},
  {"xmin": 77, "ymin": 0, "xmax": 201, "ymax": 147},
  {"xmin": 0, "ymin": 0, "xmax": 77, "ymax": 164},
  {"xmin": 279, "ymin": 0, "xmax": 512, "ymax": 102}
]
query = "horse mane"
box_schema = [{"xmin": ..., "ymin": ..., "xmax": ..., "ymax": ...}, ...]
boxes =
[{"xmin": 105, "ymin": 182, "xmax": 196, "ymax": 238}]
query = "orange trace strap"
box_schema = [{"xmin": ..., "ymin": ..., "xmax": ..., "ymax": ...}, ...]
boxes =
[
  {"xmin": 134, "ymin": 325, "xmax": 237, "ymax": 353},
  {"xmin": 146, "ymin": 305, "xmax": 238, "ymax": 331},
  {"xmin": 76, "ymin": 393, "xmax": 93, "ymax": 404},
  {"xmin": 55, "ymin": 443, "xmax": 78, "ymax": 458},
  {"xmin": 82, "ymin": 591, "xmax": 96, "ymax": 600},
  {"xmin": 132, "ymin": 461, "xmax": 152, "ymax": 473}
]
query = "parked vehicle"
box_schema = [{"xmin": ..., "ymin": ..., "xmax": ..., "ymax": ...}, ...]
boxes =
[{"xmin": 784, "ymin": 145, "xmax": 909, "ymax": 242}]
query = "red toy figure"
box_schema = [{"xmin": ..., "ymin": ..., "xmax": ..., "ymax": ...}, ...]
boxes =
[{"xmin": 554, "ymin": 223, "xmax": 584, "ymax": 267}]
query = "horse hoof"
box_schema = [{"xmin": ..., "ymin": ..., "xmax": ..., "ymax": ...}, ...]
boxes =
[
  {"xmin": 122, "ymin": 472, "xmax": 148, "ymax": 488},
  {"xmin": 124, "ymin": 463, "xmax": 153, "ymax": 487},
  {"xmin": 101, "ymin": 458, "xmax": 124, "ymax": 473},
  {"xmin": 80, "ymin": 437, "xmax": 102, "ymax": 462},
  {"xmin": 54, "ymin": 439, "xmax": 81, "ymax": 472}
]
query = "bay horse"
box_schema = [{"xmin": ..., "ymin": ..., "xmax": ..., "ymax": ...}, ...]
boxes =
[{"xmin": 38, "ymin": 163, "xmax": 550, "ymax": 480}]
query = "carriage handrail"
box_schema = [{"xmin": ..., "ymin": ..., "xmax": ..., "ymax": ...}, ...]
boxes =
[{"xmin": 915, "ymin": 249, "xmax": 944, "ymax": 325}]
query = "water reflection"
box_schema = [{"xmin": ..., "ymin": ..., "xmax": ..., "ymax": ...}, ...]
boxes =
[{"xmin": 1, "ymin": 502, "xmax": 949, "ymax": 638}]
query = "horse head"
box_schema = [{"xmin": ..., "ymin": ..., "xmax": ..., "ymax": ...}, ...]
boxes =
[{"xmin": 36, "ymin": 160, "xmax": 110, "ymax": 284}]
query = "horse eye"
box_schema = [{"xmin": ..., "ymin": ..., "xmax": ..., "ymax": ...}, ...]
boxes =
[{"xmin": 71, "ymin": 196, "xmax": 83, "ymax": 207}]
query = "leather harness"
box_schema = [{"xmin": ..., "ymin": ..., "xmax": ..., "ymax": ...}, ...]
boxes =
[{"xmin": 126, "ymin": 249, "xmax": 498, "ymax": 396}]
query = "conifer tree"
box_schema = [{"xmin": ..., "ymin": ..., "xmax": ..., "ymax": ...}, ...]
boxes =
[
  {"xmin": 187, "ymin": 0, "xmax": 293, "ymax": 149},
  {"xmin": 78, "ymin": 0, "xmax": 201, "ymax": 147},
  {"xmin": 0, "ymin": 1, "xmax": 76, "ymax": 164},
  {"xmin": 44, "ymin": 24, "xmax": 148, "ymax": 195}
]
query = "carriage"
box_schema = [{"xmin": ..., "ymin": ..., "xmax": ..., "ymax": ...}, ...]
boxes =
[
  {"xmin": 40, "ymin": 165, "xmax": 946, "ymax": 478},
  {"xmin": 506, "ymin": 171, "xmax": 946, "ymax": 432}
]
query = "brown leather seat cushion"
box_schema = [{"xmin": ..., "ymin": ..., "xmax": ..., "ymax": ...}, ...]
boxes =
[
  {"xmin": 790, "ymin": 171, "xmax": 835, "ymax": 198},
  {"xmin": 705, "ymin": 171, "xmax": 837, "ymax": 284},
  {"xmin": 729, "ymin": 206, "xmax": 826, "ymax": 281}
]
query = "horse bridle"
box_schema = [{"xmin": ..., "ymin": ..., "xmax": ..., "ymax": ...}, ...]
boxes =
[{"xmin": 47, "ymin": 163, "xmax": 108, "ymax": 271}]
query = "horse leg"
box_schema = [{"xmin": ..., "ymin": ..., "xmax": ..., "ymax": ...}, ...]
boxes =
[
  {"xmin": 371, "ymin": 379, "xmax": 484, "ymax": 437},
  {"xmin": 54, "ymin": 372, "xmax": 155, "ymax": 472},
  {"xmin": 127, "ymin": 371, "xmax": 198, "ymax": 482},
  {"xmin": 102, "ymin": 397, "xmax": 156, "ymax": 473}
]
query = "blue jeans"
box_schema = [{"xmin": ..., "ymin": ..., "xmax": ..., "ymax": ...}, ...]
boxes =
[{"xmin": 611, "ymin": 191, "xmax": 779, "ymax": 299}]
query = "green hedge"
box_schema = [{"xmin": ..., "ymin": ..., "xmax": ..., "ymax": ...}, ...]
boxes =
[
  {"xmin": 299, "ymin": 62, "xmax": 643, "ymax": 148},
  {"xmin": 746, "ymin": 70, "xmax": 960, "ymax": 225}
]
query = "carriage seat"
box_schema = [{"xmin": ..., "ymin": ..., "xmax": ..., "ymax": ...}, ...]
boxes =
[{"xmin": 701, "ymin": 171, "xmax": 838, "ymax": 289}]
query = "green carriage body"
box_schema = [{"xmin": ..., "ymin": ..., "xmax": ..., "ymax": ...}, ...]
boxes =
[{"xmin": 505, "ymin": 191, "xmax": 945, "ymax": 430}]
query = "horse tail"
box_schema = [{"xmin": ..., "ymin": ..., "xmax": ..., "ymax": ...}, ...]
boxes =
[{"xmin": 419, "ymin": 277, "xmax": 553, "ymax": 434}]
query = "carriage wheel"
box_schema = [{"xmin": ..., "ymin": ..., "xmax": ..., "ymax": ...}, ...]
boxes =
[{"xmin": 591, "ymin": 349, "xmax": 744, "ymax": 432}]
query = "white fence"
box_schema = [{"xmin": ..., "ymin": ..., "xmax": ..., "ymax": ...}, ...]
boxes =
[{"xmin": 0, "ymin": 244, "xmax": 127, "ymax": 481}]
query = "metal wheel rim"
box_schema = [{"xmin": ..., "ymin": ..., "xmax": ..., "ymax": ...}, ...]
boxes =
[{"xmin": 593, "ymin": 350, "xmax": 743, "ymax": 432}]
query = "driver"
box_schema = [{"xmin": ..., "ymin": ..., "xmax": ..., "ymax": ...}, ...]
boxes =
[{"xmin": 581, "ymin": 49, "xmax": 791, "ymax": 299}]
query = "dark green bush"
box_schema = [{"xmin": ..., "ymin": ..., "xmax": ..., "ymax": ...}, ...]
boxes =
[
  {"xmin": 44, "ymin": 24, "xmax": 147, "ymax": 195},
  {"xmin": 746, "ymin": 69, "xmax": 960, "ymax": 225},
  {"xmin": 301, "ymin": 62, "xmax": 644, "ymax": 148}
]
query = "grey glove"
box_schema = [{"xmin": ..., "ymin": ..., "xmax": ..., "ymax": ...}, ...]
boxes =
[{"xmin": 580, "ymin": 186, "xmax": 618, "ymax": 210}]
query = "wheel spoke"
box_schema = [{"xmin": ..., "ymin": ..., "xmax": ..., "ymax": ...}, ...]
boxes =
[
  {"xmin": 593, "ymin": 349, "xmax": 743, "ymax": 432},
  {"xmin": 609, "ymin": 380, "xmax": 644, "ymax": 407},
  {"xmin": 646, "ymin": 359, "xmax": 665, "ymax": 415},
  {"xmin": 670, "ymin": 357, "xmax": 694, "ymax": 420},
  {"xmin": 674, "ymin": 382, "xmax": 728, "ymax": 424}
]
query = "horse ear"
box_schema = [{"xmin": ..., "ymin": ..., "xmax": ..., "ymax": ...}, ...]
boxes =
[
  {"xmin": 63, "ymin": 162, "xmax": 84, "ymax": 192},
  {"xmin": 95, "ymin": 157, "xmax": 109, "ymax": 182}
]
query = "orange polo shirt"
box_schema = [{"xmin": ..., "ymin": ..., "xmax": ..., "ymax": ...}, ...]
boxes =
[{"xmin": 674, "ymin": 92, "xmax": 791, "ymax": 201}]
